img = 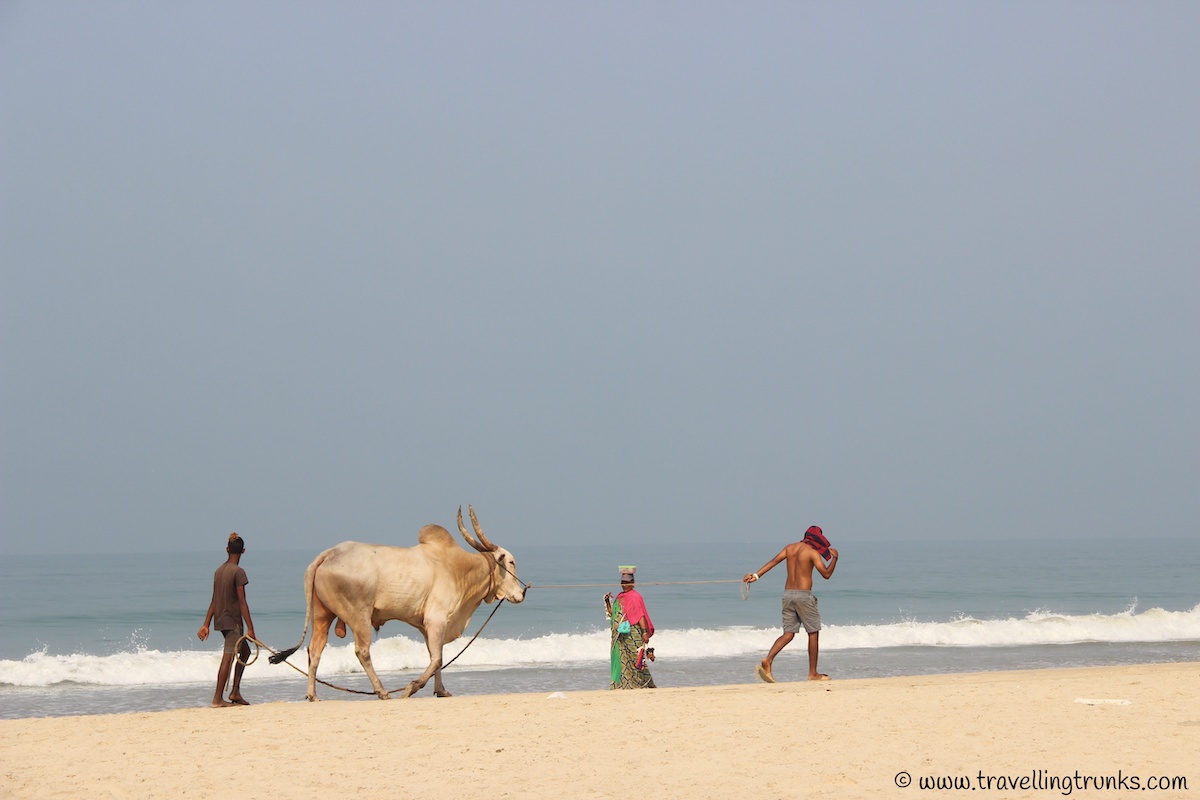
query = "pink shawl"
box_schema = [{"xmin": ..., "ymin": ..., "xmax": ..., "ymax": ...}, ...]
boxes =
[{"xmin": 618, "ymin": 589, "xmax": 654, "ymax": 636}]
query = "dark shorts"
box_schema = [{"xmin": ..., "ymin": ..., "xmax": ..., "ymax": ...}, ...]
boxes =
[
  {"xmin": 782, "ymin": 590, "xmax": 821, "ymax": 634},
  {"xmin": 220, "ymin": 624, "xmax": 245, "ymax": 655}
]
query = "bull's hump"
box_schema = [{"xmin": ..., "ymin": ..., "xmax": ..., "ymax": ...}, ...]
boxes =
[{"xmin": 417, "ymin": 524, "xmax": 456, "ymax": 548}]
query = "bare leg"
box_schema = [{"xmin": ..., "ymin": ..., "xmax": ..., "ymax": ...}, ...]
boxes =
[
  {"xmin": 807, "ymin": 631, "xmax": 828, "ymax": 680},
  {"xmin": 228, "ymin": 640, "xmax": 251, "ymax": 704},
  {"xmin": 212, "ymin": 651, "xmax": 235, "ymax": 707},
  {"xmin": 758, "ymin": 631, "xmax": 795, "ymax": 682}
]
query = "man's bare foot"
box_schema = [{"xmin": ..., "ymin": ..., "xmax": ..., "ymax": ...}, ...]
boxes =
[
  {"xmin": 755, "ymin": 662, "xmax": 775, "ymax": 684},
  {"xmin": 229, "ymin": 695, "xmax": 250, "ymax": 705},
  {"xmin": 808, "ymin": 673, "xmax": 831, "ymax": 681},
  {"xmin": 335, "ymin": 619, "xmax": 346, "ymax": 638}
]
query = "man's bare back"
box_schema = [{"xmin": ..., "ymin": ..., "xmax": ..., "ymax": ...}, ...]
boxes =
[
  {"xmin": 743, "ymin": 541, "xmax": 838, "ymax": 590},
  {"xmin": 743, "ymin": 530, "xmax": 839, "ymax": 683}
]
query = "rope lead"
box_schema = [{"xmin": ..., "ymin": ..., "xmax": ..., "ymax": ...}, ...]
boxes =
[
  {"xmin": 233, "ymin": 599, "xmax": 507, "ymax": 696},
  {"xmin": 528, "ymin": 578, "xmax": 753, "ymax": 599},
  {"xmin": 529, "ymin": 578, "xmax": 750, "ymax": 590},
  {"xmin": 232, "ymin": 576, "xmax": 751, "ymax": 695}
]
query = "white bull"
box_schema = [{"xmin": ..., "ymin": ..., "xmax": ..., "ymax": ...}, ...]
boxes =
[{"xmin": 271, "ymin": 506, "xmax": 526, "ymax": 700}]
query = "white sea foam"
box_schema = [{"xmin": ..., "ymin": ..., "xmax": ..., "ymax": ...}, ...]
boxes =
[
  {"xmin": 824, "ymin": 604, "xmax": 1200, "ymax": 650},
  {"xmin": 2, "ymin": 603, "xmax": 1196, "ymax": 689}
]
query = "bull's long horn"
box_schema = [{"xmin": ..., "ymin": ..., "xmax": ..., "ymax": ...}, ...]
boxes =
[
  {"xmin": 457, "ymin": 505, "xmax": 486, "ymax": 552},
  {"xmin": 468, "ymin": 505, "xmax": 497, "ymax": 551}
]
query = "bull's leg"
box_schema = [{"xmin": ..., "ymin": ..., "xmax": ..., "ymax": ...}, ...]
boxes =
[
  {"xmin": 347, "ymin": 618, "xmax": 390, "ymax": 700},
  {"xmin": 401, "ymin": 623, "xmax": 447, "ymax": 698},
  {"xmin": 431, "ymin": 627, "xmax": 452, "ymax": 697},
  {"xmin": 432, "ymin": 650, "xmax": 451, "ymax": 698},
  {"xmin": 306, "ymin": 600, "xmax": 336, "ymax": 702}
]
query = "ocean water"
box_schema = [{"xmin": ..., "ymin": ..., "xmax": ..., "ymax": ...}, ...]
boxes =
[{"xmin": 1, "ymin": 537, "xmax": 1197, "ymax": 719}]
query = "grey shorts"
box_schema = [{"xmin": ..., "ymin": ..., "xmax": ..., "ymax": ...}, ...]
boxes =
[
  {"xmin": 220, "ymin": 624, "xmax": 244, "ymax": 655},
  {"xmin": 782, "ymin": 590, "xmax": 821, "ymax": 634}
]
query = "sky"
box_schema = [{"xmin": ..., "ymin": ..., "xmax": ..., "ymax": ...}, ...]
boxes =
[{"xmin": 2, "ymin": 2, "xmax": 1197, "ymax": 555}]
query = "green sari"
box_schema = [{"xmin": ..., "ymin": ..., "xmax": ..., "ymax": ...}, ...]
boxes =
[{"xmin": 609, "ymin": 595, "xmax": 656, "ymax": 689}]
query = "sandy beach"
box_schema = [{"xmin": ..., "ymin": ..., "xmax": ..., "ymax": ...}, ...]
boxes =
[{"xmin": 2, "ymin": 662, "xmax": 1195, "ymax": 800}]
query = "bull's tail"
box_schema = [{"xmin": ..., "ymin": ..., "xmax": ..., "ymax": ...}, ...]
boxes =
[
  {"xmin": 268, "ymin": 551, "xmax": 324, "ymax": 664},
  {"xmin": 268, "ymin": 645, "xmax": 302, "ymax": 664}
]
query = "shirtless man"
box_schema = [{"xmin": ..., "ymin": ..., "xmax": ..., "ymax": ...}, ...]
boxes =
[{"xmin": 743, "ymin": 526, "xmax": 839, "ymax": 683}]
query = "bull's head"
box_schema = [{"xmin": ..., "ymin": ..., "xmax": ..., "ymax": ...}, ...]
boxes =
[{"xmin": 457, "ymin": 505, "xmax": 526, "ymax": 604}]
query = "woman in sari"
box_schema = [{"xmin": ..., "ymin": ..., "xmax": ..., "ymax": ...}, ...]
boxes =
[{"xmin": 603, "ymin": 567, "xmax": 656, "ymax": 689}]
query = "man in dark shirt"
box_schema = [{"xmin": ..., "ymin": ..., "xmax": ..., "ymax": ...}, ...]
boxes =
[{"xmin": 198, "ymin": 533, "xmax": 256, "ymax": 707}]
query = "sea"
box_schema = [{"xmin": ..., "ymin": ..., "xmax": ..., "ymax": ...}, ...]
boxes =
[{"xmin": 1, "ymin": 537, "xmax": 1197, "ymax": 719}]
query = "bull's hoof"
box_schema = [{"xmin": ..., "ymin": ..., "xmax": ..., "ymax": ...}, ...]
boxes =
[
  {"xmin": 306, "ymin": 694, "xmax": 319, "ymax": 702},
  {"xmin": 377, "ymin": 691, "xmax": 391, "ymax": 700}
]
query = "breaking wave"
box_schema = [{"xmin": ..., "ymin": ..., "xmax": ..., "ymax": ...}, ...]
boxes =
[{"xmin": 2, "ymin": 603, "xmax": 1197, "ymax": 689}]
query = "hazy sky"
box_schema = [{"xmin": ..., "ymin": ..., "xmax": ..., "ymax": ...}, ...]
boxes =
[{"xmin": 2, "ymin": 3, "xmax": 1197, "ymax": 555}]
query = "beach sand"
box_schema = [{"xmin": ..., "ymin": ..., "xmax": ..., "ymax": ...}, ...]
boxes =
[{"xmin": 2, "ymin": 662, "xmax": 1195, "ymax": 799}]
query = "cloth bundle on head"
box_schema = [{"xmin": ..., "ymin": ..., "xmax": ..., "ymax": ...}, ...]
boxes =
[
  {"xmin": 803, "ymin": 526, "xmax": 830, "ymax": 558},
  {"xmin": 618, "ymin": 565, "xmax": 637, "ymax": 582}
]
